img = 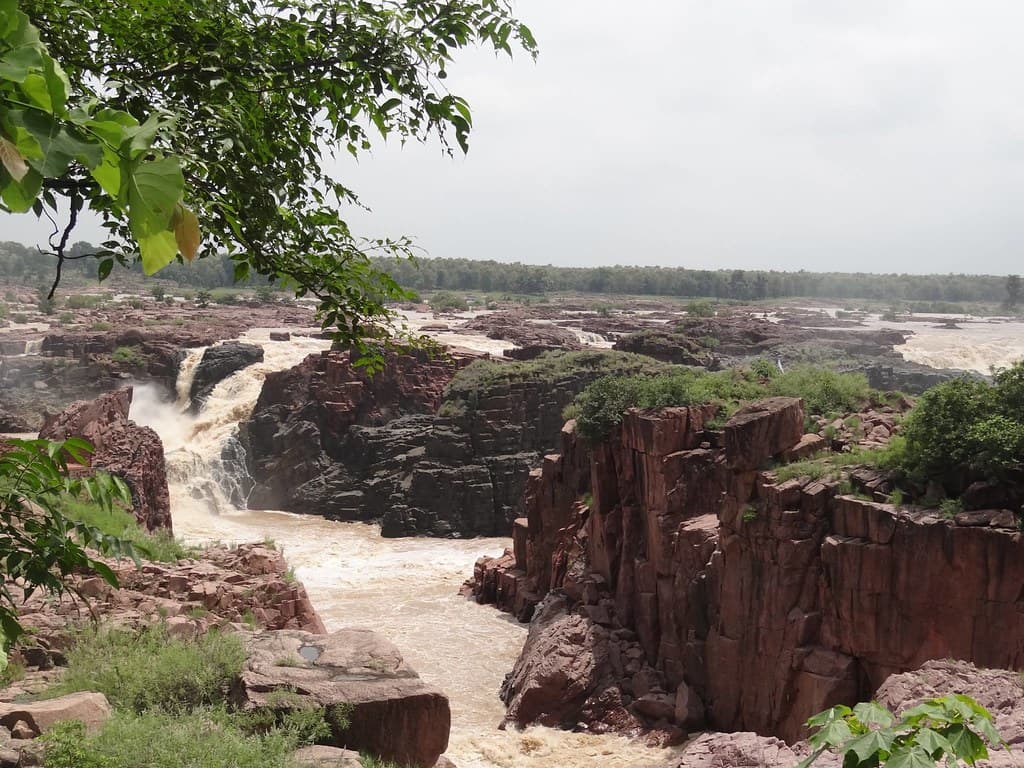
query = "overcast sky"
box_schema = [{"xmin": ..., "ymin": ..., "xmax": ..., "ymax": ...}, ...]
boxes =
[{"xmin": 5, "ymin": 1, "xmax": 1023, "ymax": 275}]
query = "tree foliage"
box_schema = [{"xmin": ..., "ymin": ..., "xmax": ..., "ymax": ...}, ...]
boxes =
[
  {"xmin": 5, "ymin": 0, "xmax": 536, "ymax": 358},
  {"xmin": 0, "ymin": 437, "xmax": 136, "ymax": 641},
  {"xmin": 897, "ymin": 362, "xmax": 1024, "ymax": 492},
  {"xmin": 799, "ymin": 696, "xmax": 1003, "ymax": 768},
  {"xmin": 0, "ymin": 0, "xmax": 198, "ymax": 281}
]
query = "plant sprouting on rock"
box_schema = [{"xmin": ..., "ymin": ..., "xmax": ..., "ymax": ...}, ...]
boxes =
[{"xmin": 798, "ymin": 695, "xmax": 1004, "ymax": 768}]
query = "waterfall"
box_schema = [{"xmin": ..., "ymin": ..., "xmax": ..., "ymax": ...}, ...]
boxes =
[
  {"xmin": 23, "ymin": 339, "xmax": 42, "ymax": 355},
  {"xmin": 130, "ymin": 329, "xmax": 331, "ymax": 514},
  {"xmin": 567, "ymin": 328, "xmax": 614, "ymax": 348}
]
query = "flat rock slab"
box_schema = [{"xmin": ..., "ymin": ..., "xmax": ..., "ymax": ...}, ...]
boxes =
[
  {"xmin": 0, "ymin": 691, "xmax": 111, "ymax": 737},
  {"xmin": 234, "ymin": 629, "xmax": 450, "ymax": 768},
  {"xmin": 292, "ymin": 745, "xmax": 363, "ymax": 768}
]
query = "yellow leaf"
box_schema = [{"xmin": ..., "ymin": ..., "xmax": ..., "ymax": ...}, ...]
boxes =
[
  {"xmin": 0, "ymin": 137, "xmax": 29, "ymax": 182},
  {"xmin": 173, "ymin": 203, "xmax": 200, "ymax": 262}
]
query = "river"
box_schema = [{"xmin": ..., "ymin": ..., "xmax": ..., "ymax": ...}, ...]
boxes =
[{"xmin": 130, "ymin": 328, "xmax": 675, "ymax": 768}]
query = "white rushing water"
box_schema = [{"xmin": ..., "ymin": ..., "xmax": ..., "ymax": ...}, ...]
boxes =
[{"xmin": 131, "ymin": 327, "xmax": 676, "ymax": 768}]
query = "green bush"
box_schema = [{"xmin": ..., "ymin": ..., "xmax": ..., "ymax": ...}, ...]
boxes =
[
  {"xmin": 799, "ymin": 695, "xmax": 1002, "ymax": 768},
  {"xmin": 768, "ymin": 366, "xmax": 872, "ymax": 419},
  {"xmin": 42, "ymin": 707, "xmax": 312, "ymax": 768},
  {"xmin": 444, "ymin": 350, "xmax": 669, "ymax": 412},
  {"xmin": 46, "ymin": 625, "xmax": 245, "ymax": 712},
  {"xmin": 686, "ymin": 299, "xmax": 715, "ymax": 317},
  {"xmin": 111, "ymin": 346, "xmax": 145, "ymax": 366},
  {"xmin": 66, "ymin": 294, "xmax": 104, "ymax": 309},
  {"xmin": 572, "ymin": 364, "xmax": 874, "ymax": 443},
  {"xmin": 429, "ymin": 291, "xmax": 469, "ymax": 313}
]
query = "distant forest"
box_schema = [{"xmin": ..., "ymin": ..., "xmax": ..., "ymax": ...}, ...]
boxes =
[{"xmin": 0, "ymin": 240, "xmax": 1017, "ymax": 306}]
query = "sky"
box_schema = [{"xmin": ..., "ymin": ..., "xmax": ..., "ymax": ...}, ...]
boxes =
[{"xmin": 5, "ymin": 0, "xmax": 1024, "ymax": 275}]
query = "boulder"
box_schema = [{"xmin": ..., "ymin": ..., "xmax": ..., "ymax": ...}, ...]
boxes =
[
  {"xmin": 189, "ymin": 341, "xmax": 264, "ymax": 412},
  {"xmin": 0, "ymin": 692, "xmax": 111, "ymax": 737},
  {"xmin": 724, "ymin": 397, "xmax": 804, "ymax": 470},
  {"xmin": 233, "ymin": 629, "xmax": 450, "ymax": 768},
  {"xmin": 39, "ymin": 388, "xmax": 171, "ymax": 531},
  {"xmin": 500, "ymin": 594, "xmax": 611, "ymax": 728}
]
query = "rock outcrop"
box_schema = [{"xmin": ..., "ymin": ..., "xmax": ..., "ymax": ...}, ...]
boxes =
[
  {"xmin": 244, "ymin": 349, "xmax": 645, "ymax": 536},
  {"xmin": 234, "ymin": 629, "xmax": 450, "ymax": 768},
  {"xmin": 474, "ymin": 398, "xmax": 1024, "ymax": 743},
  {"xmin": 39, "ymin": 387, "xmax": 171, "ymax": 531},
  {"xmin": 189, "ymin": 341, "xmax": 265, "ymax": 412},
  {"xmin": 9, "ymin": 543, "xmax": 325, "ymax": 658}
]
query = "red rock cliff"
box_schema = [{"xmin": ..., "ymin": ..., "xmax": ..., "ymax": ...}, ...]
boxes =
[{"xmin": 476, "ymin": 398, "xmax": 1024, "ymax": 743}]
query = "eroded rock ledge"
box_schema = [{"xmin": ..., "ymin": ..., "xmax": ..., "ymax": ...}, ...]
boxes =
[{"xmin": 471, "ymin": 397, "xmax": 1024, "ymax": 744}]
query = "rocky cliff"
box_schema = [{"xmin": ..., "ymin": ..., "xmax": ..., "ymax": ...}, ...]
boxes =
[
  {"xmin": 39, "ymin": 387, "xmax": 172, "ymax": 531},
  {"xmin": 244, "ymin": 349, "xmax": 660, "ymax": 537},
  {"xmin": 473, "ymin": 399, "xmax": 1024, "ymax": 743}
]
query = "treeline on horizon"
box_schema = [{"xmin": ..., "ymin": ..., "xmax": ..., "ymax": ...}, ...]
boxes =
[{"xmin": 0, "ymin": 240, "xmax": 1016, "ymax": 306}]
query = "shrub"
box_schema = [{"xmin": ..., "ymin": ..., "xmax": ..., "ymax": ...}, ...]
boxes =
[
  {"xmin": 429, "ymin": 291, "xmax": 469, "ymax": 313},
  {"xmin": 90, "ymin": 321, "xmax": 112, "ymax": 331},
  {"xmin": 196, "ymin": 290, "xmax": 213, "ymax": 308},
  {"xmin": 768, "ymin": 366, "xmax": 872, "ymax": 418},
  {"xmin": 111, "ymin": 346, "xmax": 145, "ymax": 366},
  {"xmin": 151, "ymin": 286, "xmax": 166, "ymax": 301},
  {"xmin": 799, "ymin": 695, "xmax": 1002, "ymax": 768},
  {"xmin": 42, "ymin": 707, "xmax": 312, "ymax": 768},
  {"xmin": 65, "ymin": 294, "xmax": 104, "ymax": 309},
  {"xmin": 686, "ymin": 299, "xmax": 715, "ymax": 317},
  {"xmin": 46, "ymin": 625, "xmax": 245, "ymax": 712},
  {"xmin": 213, "ymin": 292, "xmax": 238, "ymax": 306}
]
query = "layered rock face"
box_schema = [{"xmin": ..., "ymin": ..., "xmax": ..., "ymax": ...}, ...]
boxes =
[
  {"xmin": 39, "ymin": 387, "xmax": 171, "ymax": 531},
  {"xmin": 244, "ymin": 349, "xmax": 618, "ymax": 536},
  {"xmin": 475, "ymin": 398, "xmax": 1024, "ymax": 743}
]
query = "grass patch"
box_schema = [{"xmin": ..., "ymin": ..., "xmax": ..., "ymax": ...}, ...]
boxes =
[
  {"xmin": 61, "ymin": 497, "xmax": 192, "ymax": 563},
  {"xmin": 44, "ymin": 624, "xmax": 245, "ymax": 713},
  {"xmin": 770, "ymin": 447, "xmax": 894, "ymax": 483},
  {"xmin": 37, "ymin": 626, "xmax": 337, "ymax": 768},
  {"xmin": 572, "ymin": 363, "xmax": 875, "ymax": 443}
]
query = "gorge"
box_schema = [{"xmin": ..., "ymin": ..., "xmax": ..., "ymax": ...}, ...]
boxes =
[{"xmin": 2, "ymin": 298, "xmax": 1024, "ymax": 767}]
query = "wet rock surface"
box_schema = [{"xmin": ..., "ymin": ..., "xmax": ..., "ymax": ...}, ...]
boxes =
[
  {"xmin": 189, "ymin": 341, "xmax": 265, "ymax": 411},
  {"xmin": 39, "ymin": 387, "xmax": 171, "ymax": 531}
]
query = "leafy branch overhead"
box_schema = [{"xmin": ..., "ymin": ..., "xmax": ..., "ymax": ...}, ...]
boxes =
[
  {"xmin": 4, "ymin": 0, "xmax": 536, "ymax": 352},
  {"xmin": 0, "ymin": 0, "xmax": 199, "ymax": 276}
]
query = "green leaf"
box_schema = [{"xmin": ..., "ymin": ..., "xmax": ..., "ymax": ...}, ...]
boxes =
[
  {"xmin": 944, "ymin": 724, "xmax": 988, "ymax": 764},
  {"xmin": 127, "ymin": 157, "xmax": 183, "ymax": 237},
  {"xmin": 809, "ymin": 718, "xmax": 853, "ymax": 749},
  {"xmin": 853, "ymin": 702, "xmax": 895, "ymax": 728},
  {"xmin": 0, "ymin": 164, "xmax": 41, "ymax": 211},
  {"xmin": 97, "ymin": 258, "xmax": 114, "ymax": 281},
  {"xmin": 845, "ymin": 728, "xmax": 897, "ymax": 761},
  {"xmin": 137, "ymin": 228, "xmax": 178, "ymax": 275},
  {"xmin": 915, "ymin": 727, "xmax": 955, "ymax": 758},
  {"xmin": 886, "ymin": 745, "xmax": 945, "ymax": 768}
]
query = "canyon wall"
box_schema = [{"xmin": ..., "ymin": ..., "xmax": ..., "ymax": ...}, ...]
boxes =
[
  {"xmin": 474, "ymin": 399, "xmax": 1024, "ymax": 743},
  {"xmin": 243, "ymin": 349, "xmax": 628, "ymax": 536}
]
